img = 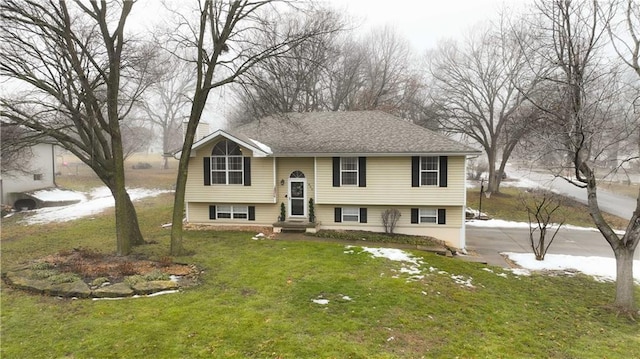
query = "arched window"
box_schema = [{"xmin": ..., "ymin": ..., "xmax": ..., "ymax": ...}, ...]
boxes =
[
  {"xmin": 289, "ymin": 170, "xmax": 305, "ymax": 178},
  {"xmin": 211, "ymin": 140, "xmax": 243, "ymax": 184}
]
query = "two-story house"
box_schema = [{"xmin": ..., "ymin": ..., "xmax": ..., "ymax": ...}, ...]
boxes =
[{"xmin": 181, "ymin": 111, "xmax": 479, "ymax": 249}]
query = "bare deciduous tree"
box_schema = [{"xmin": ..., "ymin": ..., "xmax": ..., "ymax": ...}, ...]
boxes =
[
  {"xmin": 139, "ymin": 54, "xmax": 194, "ymax": 168},
  {"xmin": 0, "ymin": 124, "xmax": 37, "ymax": 177},
  {"xmin": 0, "ymin": 0, "xmax": 155, "ymax": 255},
  {"xmin": 525, "ymin": 0, "xmax": 639, "ymax": 315},
  {"xmin": 426, "ymin": 19, "xmax": 544, "ymax": 193},
  {"xmin": 381, "ymin": 209, "xmax": 401, "ymax": 234},
  {"xmin": 519, "ymin": 189, "xmax": 566, "ymax": 261},
  {"xmin": 167, "ymin": 0, "xmax": 342, "ymax": 255}
]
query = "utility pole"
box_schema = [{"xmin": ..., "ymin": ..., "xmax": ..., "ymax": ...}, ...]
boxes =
[{"xmin": 478, "ymin": 178, "xmax": 484, "ymax": 219}]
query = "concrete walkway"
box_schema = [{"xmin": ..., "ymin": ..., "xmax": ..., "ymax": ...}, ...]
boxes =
[{"xmin": 466, "ymin": 226, "xmax": 640, "ymax": 268}]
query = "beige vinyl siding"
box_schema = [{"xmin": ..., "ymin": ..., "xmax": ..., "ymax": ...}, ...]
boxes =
[
  {"xmin": 315, "ymin": 156, "xmax": 466, "ymax": 206},
  {"xmin": 185, "ymin": 142, "xmax": 275, "ymax": 203},
  {"xmin": 315, "ymin": 205, "xmax": 464, "ymax": 248},
  {"xmin": 187, "ymin": 202, "xmax": 279, "ymax": 225}
]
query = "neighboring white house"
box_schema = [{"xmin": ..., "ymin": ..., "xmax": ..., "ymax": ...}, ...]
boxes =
[
  {"xmin": 179, "ymin": 111, "xmax": 480, "ymax": 249},
  {"xmin": 1, "ymin": 142, "xmax": 57, "ymax": 209}
]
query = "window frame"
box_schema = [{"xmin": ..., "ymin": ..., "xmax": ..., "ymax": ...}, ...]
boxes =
[
  {"xmin": 340, "ymin": 157, "xmax": 359, "ymax": 186},
  {"xmin": 216, "ymin": 205, "xmax": 249, "ymax": 220},
  {"xmin": 211, "ymin": 140, "xmax": 244, "ymax": 185},
  {"xmin": 419, "ymin": 208, "xmax": 438, "ymax": 224},
  {"xmin": 420, "ymin": 156, "xmax": 439, "ymax": 186},
  {"xmin": 342, "ymin": 207, "xmax": 360, "ymax": 222}
]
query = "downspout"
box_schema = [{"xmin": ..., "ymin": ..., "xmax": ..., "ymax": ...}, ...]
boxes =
[{"xmin": 460, "ymin": 155, "xmax": 467, "ymax": 251}]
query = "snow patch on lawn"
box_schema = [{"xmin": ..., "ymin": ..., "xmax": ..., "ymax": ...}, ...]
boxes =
[
  {"xmin": 20, "ymin": 187, "xmax": 171, "ymax": 225},
  {"xmin": 346, "ymin": 246, "xmax": 475, "ymax": 288},
  {"xmin": 504, "ymin": 252, "xmax": 640, "ymax": 283},
  {"xmin": 466, "ymin": 218, "xmax": 626, "ymax": 235}
]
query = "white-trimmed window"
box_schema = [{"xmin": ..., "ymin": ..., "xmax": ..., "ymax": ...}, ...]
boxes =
[
  {"xmin": 216, "ymin": 205, "xmax": 248, "ymax": 219},
  {"xmin": 341, "ymin": 157, "xmax": 358, "ymax": 186},
  {"xmin": 420, "ymin": 156, "xmax": 438, "ymax": 186},
  {"xmin": 211, "ymin": 140, "xmax": 243, "ymax": 185},
  {"xmin": 342, "ymin": 207, "xmax": 360, "ymax": 222},
  {"xmin": 419, "ymin": 208, "xmax": 438, "ymax": 223}
]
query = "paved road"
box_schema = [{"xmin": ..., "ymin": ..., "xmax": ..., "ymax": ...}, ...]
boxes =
[
  {"xmin": 506, "ymin": 166, "xmax": 637, "ymax": 220},
  {"xmin": 466, "ymin": 226, "xmax": 640, "ymax": 268}
]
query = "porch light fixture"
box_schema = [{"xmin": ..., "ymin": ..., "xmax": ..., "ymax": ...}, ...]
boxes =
[{"xmin": 280, "ymin": 179, "xmax": 285, "ymax": 185}]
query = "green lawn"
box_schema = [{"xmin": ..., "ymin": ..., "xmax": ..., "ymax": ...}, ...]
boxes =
[{"xmin": 1, "ymin": 192, "xmax": 639, "ymax": 358}]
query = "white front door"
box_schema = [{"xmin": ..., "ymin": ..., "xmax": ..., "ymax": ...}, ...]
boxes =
[{"xmin": 288, "ymin": 178, "xmax": 306, "ymax": 218}]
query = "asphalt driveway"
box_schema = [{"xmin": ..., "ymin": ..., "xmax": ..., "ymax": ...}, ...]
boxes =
[{"xmin": 466, "ymin": 226, "xmax": 640, "ymax": 268}]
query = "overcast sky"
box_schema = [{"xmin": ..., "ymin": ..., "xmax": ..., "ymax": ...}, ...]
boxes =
[{"xmin": 327, "ymin": 0, "xmax": 527, "ymax": 53}]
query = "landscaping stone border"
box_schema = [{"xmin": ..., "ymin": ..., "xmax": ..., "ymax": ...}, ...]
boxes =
[{"xmin": 3, "ymin": 269, "xmax": 183, "ymax": 299}]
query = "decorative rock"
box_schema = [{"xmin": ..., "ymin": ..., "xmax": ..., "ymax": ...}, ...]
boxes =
[
  {"xmin": 132, "ymin": 280, "xmax": 178, "ymax": 295},
  {"xmin": 93, "ymin": 282, "xmax": 134, "ymax": 298},
  {"xmin": 46, "ymin": 280, "xmax": 92, "ymax": 298},
  {"xmin": 4, "ymin": 271, "xmax": 50, "ymax": 294}
]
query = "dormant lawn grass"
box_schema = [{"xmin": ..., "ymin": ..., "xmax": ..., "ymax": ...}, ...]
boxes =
[
  {"xmin": 2, "ymin": 191, "xmax": 639, "ymax": 358},
  {"xmin": 466, "ymin": 187, "xmax": 630, "ymax": 230},
  {"xmin": 2, "ymin": 164, "xmax": 639, "ymax": 357}
]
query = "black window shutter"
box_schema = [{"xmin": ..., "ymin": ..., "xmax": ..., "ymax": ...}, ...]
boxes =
[
  {"xmin": 332, "ymin": 157, "xmax": 340, "ymax": 187},
  {"xmin": 204, "ymin": 157, "xmax": 211, "ymax": 186},
  {"xmin": 411, "ymin": 208, "xmax": 419, "ymax": 224},
  {"xmin": 358, "ymin": 157, "xmax": 366, "ymax": 187},
  {"xmin": 334, "ymin": 207, "xmax": 342, "ymax": 223},
  {"xmin": 248, "ymin": 206, "xmax": 256, "ymax": 221},
  {"xmin": 411, "ymin": 156, "xmax": 420, "ymax": 187},
  {"xmin": 439, "ymin": 156, "xmax": 448, "ymax": 187},
  {"xmin": 438, "ymin": 208, "xmax": 446, "ymax": 224},
  {"xmin": 359, "ymin": 208, "xmax": 367, "ymax": 223},
  {"xmin": 209, "ymin": 205, "xmax": 216, "ymax": 220},
  {"xmin": 243, "ymin": 157, "xmax": 251, "ymax": 186}
]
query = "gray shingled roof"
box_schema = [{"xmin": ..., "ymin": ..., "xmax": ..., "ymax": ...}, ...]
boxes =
[{"xmin": 230, "ymin": 111, "xmax": 479, "ymax": 155}]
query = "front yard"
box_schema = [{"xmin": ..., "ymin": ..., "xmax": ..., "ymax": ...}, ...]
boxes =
[{"xmin": 1, "ymin": 191, "xmax": 638, "ymax": 358}]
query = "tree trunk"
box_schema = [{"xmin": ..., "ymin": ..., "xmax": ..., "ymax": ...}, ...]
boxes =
[
  {"xmin": 486, "ymin": 150, "xmax": 501, "ymax": 193},
  {"xmin": 613, "ymin": 247, "xmax": 636, "ymax": 311},
  {"xmin": 581, "ymin": 162, "xmax": 638, "ymax": 313},
  {"xmin": 111, "ymin": 135, "xmax": 145, "ymax": 254},
  {"xmin": 170, "ymin": 155, "xmax": 189, "ymax": 256},
  {"xmin": 170, "ymin": 115, "xmax": 200, "ymax": 256}
]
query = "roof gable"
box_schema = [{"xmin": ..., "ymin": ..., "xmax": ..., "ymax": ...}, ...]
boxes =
[{"xmin": 178, "ymin": 129, "xmax": 271, "ymax": 158}]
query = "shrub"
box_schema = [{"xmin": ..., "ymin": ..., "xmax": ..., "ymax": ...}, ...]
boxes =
[
  {"xmin": 381, "ymin": 209, "xmax": 401, "ymax": 234},
  {"xmin": 144, "ymin": 270, "xmax": 170, "ymax": 281},
  {"xmin": 30, "ymin": 262, "xmax": 55, "ymax": 270}
]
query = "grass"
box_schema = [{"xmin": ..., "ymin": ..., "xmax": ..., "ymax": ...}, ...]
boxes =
[
  {"xmin": 2, "ymin": 159, "xmax": 638, "ymax": 357},
  {"xmin": 466, "ymin": 187, "xmax": 630, "ymax": 230},
  {"xmin": 599, "ymin": 181, "xmax": 640, "ymax": 198},
  {"xmin": 2, "ymin": 191, "xmax": 639, "ymax": 358}
]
